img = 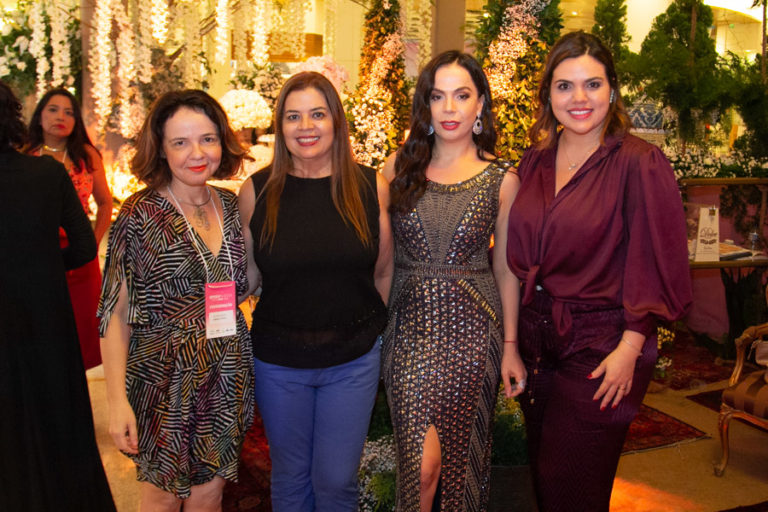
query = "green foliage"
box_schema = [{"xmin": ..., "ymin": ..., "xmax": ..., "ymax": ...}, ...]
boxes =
[
  {"xmin": 366, "ymin": 471, "xmax": 396, "ymax": 511},
  {"xmin": 136, "ymin": 48, "xmax": 184, "ymax": 111},
  {"xmin": 636, "ymin": 0, "xmax": 732, "ymax": 143},
  {"xmin": 367, "ymin": 383, "xmax": 394, "ymax": 440},
  {"xmin": 591, "ymin": 0, "xmax": 638, "ymax": 94},
  {"xmin": 230, "ymin": 61, "xmax": 285, "ymax": 113},
  {"xmin": 358, "ymin": 0, "xmax": 412, "ymax": 132},
  {"xmin": 724, "ymin": 54, "xmax": 768, "ymax": 160},
  {"xmin": 493, "ymin": 38, "xmax": 549, "ymax": 163},
  {"xmin": 474, "ymin": 0, "xmax": 562, "ymax": 164},
  {"xmin": 346, "ymin": 0, "xmax": 411, "ymax": 168},
  {"xmin": 491, "ymin": 388, "xmax": 528, "ymax": 465}
]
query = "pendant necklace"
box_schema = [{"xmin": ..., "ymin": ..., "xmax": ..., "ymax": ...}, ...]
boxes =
[
  {"xmin": 563, "ymin": 142, "xmax": 599, "ymax": 172},
  {"xmin": 41, "ymin": 145, "xmax": 68, "ymax": 165},
  {"xmin": 43, "ymin": 144, "xmax": 66, "ymax": 152},
  {"xmin": 168, "ymin": 186, "xmax": 212, "ymax": 230}
]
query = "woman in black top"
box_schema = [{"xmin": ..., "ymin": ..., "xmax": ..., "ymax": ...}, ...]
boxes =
[{"xmin": 238, "ymin": 71, "xmax": 393, "ymax": 511}]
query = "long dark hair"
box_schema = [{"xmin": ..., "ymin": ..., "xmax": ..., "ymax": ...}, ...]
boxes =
[
  {"xmin": 27, "ymin": 88, "xmax": 99, "ymax": 174},
  {"xmin": 131, "ymin": 89, "xmax": 247, "ymax": 189},
  {"xmin": 0, "ymin": 80, "xmax": 27, "ymax": 150},
  {"xmin": 258, "ymin": 71, "xmax": 373, "ymax": 248},
  {"xmin": 529, "ymin": 31, "xmax": 632, "ymax": 149},
  {"xmin": 390, "ymin": 51, "xmax": 496, "ymax": 213}
]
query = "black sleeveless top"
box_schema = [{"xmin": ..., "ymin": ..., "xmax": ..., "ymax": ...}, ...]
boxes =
[{"xmin": 248, "ymin": 165, "xmax": 387, "ymax": 368}]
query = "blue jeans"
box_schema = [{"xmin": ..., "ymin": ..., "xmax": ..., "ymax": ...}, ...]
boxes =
[{"xmin": 253, "ymin": 341, "xmax": 381, "ymax": 512}]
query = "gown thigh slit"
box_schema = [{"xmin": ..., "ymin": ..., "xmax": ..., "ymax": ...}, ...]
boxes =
[{"xmin": 384, "ymin": 162, "xmax": 511, "ymax": 511}]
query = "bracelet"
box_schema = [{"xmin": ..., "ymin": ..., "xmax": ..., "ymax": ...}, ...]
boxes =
[
  {"xmin": 504, "ymin": 340, "xmax": 517, "ymax": 344},
  {"xmin": 620, "ymin": 338, "xmax": 642, "ymax": 355}
]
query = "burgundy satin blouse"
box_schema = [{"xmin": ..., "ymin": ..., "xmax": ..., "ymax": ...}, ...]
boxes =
[{"xmin": 506, "ymin": 133, "xmax": 692, "ymax": 341}]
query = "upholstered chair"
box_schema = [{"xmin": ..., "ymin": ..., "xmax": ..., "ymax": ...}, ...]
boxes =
[{"xmin": 714, "ymin": 322, "xmax": 768, "ymax": 476}]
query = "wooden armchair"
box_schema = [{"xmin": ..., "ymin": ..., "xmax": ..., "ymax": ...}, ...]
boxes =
[{"xmin": 714, "ymin": 323, "xmax": 768, "ymax": 476}]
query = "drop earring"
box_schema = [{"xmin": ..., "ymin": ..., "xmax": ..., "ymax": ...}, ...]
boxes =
[
  {"xmin": 609, "ymin": 89, "xmax": 615, "ymax": 103},
  {"xmin": 427, "ymin": 124, "xmax": 434, "ymax": 136},
  {"xmin": 472, "ymin": 116, "xmax": 483, "ymax": 135}
]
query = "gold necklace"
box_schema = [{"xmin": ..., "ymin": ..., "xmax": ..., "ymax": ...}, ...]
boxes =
[
  {"xmin": 562, "ymin": 142, "xmax": 599, "ymax": 172},
  {"xmin": 43, "ymin": 144, "xmax": 66, "ymax": 152}
]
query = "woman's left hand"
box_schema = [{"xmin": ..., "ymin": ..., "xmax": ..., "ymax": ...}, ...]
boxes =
[
  {"xmin": 501, "ymin": 346, "xmax": 528, "ymax": 398},
  {"xmin": 589, "ymin": 342, "xmax": 640, "ymax": 411}
]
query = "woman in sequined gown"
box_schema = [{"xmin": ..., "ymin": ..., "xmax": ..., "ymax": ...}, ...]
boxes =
[{"xmin": 382, "ymin": 51, "xmax": 527, "ymax": 512}]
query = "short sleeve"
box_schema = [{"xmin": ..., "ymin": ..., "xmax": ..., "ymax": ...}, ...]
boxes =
[
  {"xmin": 622, "ymin": 143, "xmax": 693, "ymax": 338},
  {"xmin": 97, "ymin": 196, "xmax": 148, "ymax": 335}
]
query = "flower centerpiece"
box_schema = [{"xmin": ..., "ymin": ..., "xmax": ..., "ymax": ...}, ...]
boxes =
[{"xmin": 219, "ymin": 89, "xmax": 272, "ymax": 132}]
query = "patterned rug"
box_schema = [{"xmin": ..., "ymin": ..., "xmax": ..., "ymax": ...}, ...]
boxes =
[
  {"xmin": 718, "ymin": 501, "xmax": 768, "ymax": 512},
  {"xmin": 223, "ymin": 411, "xmax": 272, "ymax": 512},
  {"xmin": 621, "ymin": 404, "xmax": 708, "ymax": 454},
  {"xmin": 654, "ymin": 331, "xmax": 735, "ymax": 391}
]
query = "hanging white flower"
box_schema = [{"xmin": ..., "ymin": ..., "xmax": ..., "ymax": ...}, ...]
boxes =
[
  {"xmin": 219, "ymin": 89, "xmax": 272, "ymax": 131},
  {"xmin": 215, "ymin": 0, "xmax": 229, "ymax": 64},
  {"xmin": 49, "ymin": 1, "xmax": 70, "ymax": 86},
  {"xmin": 88, "ymin": 0, "xmax": 115, "ymax": 132},
  {"xmin": 29, "ymin": 0, "xmax": 49, "ymax": 99},
  {"xmin": 137, "ymin": 0, "xmax": 154, "ymax": 83},
  {"xmin": 251, "ymin": 0, "xmax": 271, "ymax": 67},
  {"xmin": 151, "ymin": 0, "xmax": 169, "ymax": 44},
  {"xmin": 115, "ymin": 2, "xmax": 143, "ymax": 139}
]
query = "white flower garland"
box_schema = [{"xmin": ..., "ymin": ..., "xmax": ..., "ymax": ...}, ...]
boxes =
[
  {"xmin": 151, "ymin": 0, "xmax": 169, "ymax": 44},
  {"xmin": 404, "ymin": 0, "xmax": 431, "ymax": 67},
  {"xmin": 323, "ymin": 0, "xmax": 337, "ymax": 56},
  {"xmin": 115, "ymin": 2, "xmax": 143, "ymax": 139},
  {"xmin": 88, "ymin": 0, "xmax": 114, "ymax": 131},
  {"xmin": 49, "ymin": 1, "xmax": 70, "ymax": 87},
  {"xmin": 137, "ymin": 0, "xmax": 154, "ymax": 84},
  {"xmin": 271, "ymin": 0, "xmax": 307, "ymax": 60},
  {"xmin": 232, "ymin": 1, "xmax": 248, "ymax": 71},
  {"xmin": 215, "ymin": 0, "xmax": 229, "ymax": 64},
  {"xmin": 251, "ymin": 0, "xmax": 271, "ymax": 66},
  {"xmin": 29, "ymin": 1, "xmax": 48, "ymax": 99},
  {"xmin": 180, "ymin": 0, "xmax": 203, "ymax": 88}
]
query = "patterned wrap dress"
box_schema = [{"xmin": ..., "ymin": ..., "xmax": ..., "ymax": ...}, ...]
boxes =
[
  {"xmin": 98, "ymin": 186, "xmax": 254, "ymax": 498},
  {"xmin": 383, "ymin": 161, "xmax": 511, "ymax": 511}
]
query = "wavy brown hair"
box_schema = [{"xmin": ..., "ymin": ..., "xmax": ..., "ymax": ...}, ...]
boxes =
[
  {"xmin": 27, "ymin": 88, "xmax": 99, "ymax": 174},
  {"xmin": 0, "ymin": 80, "xmax": 27, "ymax": 149},
  {"xmin": 131, "ymin": 89, "xmax": 247, "ymax": 189},
  {"xmin": 257, "ymin": 71, "xmax": 373, "ymax": 248},
  {"xmin": 528, "ymin": 31, "xmax": 632, "ymax": 149},
  {"xmin": 390, "ymin": 51, "xmax": 496, "ymax": 214}
]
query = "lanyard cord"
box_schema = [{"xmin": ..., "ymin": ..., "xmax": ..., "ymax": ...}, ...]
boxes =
[{"xmin": 167, "ymin": 185, "xmax": 234, "ymax": 282}]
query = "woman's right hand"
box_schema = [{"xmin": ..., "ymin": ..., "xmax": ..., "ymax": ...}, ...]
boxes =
[{"xmin": 109, "ymin": 398, "xmax": 139, "ymax": 454}]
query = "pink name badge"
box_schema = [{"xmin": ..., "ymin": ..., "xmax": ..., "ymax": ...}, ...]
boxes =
[{"xmin": 205, "ymin": 281, "xmax": 237, "ymax": 339}]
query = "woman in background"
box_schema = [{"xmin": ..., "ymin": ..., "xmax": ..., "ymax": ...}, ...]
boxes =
[
  {"xmin": 0, "ymin": 80, "xmax": 115, "ymax": 511},
  {"xmin": 506, "ymin": 31, "xmax": 692, "ymax": 511},
  {"xmin": 27, "ymin": 88, "xmax": 112, "ymax": 370},
  {"xmin": 99, "ymin": 90, "xmax": 253, "ymax": 511},
  {"xmin": 382, "ymin": 51, "xmax": 526, "ymax": 511},
  {"xmin": 239, "ymin": 71, "xmax": 392, "ymax": 511}
]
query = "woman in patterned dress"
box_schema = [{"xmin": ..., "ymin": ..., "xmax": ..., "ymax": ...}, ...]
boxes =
[
  {"xmin": 98, "ymin": 90, "xmax": 254, "ymax": 511},
  {"xmin": 27, "ymin": 88, "xmax": 113, "ymax": 370},
  {"xmin": 382, "ymin": 51, "xmax": 527, "ymax": 511}
]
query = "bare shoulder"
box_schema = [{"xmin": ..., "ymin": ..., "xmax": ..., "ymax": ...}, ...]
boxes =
[{"xmin": 381, "ymin": 152, "xmax": 398, "ymax": 182}]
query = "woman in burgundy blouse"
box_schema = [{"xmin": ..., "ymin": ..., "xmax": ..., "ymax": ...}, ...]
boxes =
[{"xmin": 505, "ymin": 31, "xmax": 692, "ymax": 511}]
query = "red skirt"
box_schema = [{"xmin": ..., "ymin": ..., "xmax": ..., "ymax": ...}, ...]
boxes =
[{"xmin": 65, "ymin": 256, "xmax": 102, "ymax": 370}]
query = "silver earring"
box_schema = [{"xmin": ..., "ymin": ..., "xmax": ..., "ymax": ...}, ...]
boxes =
[
  {"xmin": 610, "ymin": 89, "xmax": 615, "ymax": 103},
  {"xmin": 427, "ymin": 124, "xmax": 434, "ymax": 136},
  {"xmin": 472, "ymin": 116, "xmax": 483, "ymax": 135}
]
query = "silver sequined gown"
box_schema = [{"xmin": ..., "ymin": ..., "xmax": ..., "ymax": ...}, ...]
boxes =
[{"xmin": 383, "ymin": 161, "xmax": 511, "ymax": 511}]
